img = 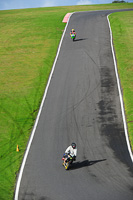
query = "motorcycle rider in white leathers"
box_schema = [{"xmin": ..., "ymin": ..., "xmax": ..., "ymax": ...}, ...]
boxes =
[{"xmin": 64, "ymin": 143, "xmax": 77, "ymax": 165}]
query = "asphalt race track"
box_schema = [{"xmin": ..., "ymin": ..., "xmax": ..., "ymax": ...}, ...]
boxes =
[{"xmin": 17, "ymin": 9, "xmax": 133, "ymax": 200}]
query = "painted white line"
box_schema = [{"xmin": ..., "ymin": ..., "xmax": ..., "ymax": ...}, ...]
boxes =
[
  {"xmin": 107, "ymin": 14, "xmax": 133, "ymax": 162},
  {"xmin": 14, "ymin": 13, "xmax": 74, "ymax": 200}
]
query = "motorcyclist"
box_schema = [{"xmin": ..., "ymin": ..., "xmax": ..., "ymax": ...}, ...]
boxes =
[
  {"xmin": 70, "ymin": 29, "xmax": 76, "ymax": 36},
  {"xmin": 63, "ymin": 143, "xmax": 77, "ymax": 165}
]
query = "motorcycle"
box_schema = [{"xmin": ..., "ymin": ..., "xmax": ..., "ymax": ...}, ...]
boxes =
[
  {"xmin": 70, "ymin": 33, "xmax": 76, "ymax": 41},
  {"xmin": 62, "ymin": 153, "xmax": 73, "ymax": 170}
]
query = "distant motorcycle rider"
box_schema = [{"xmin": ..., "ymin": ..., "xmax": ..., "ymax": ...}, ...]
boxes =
[
  {"xmin": 63, "ymin": 143, "xmax": 77, "ymax": 165},
  {"xmin": 70, "ymin": 29, "xmax": 76, "ymax": 37}
]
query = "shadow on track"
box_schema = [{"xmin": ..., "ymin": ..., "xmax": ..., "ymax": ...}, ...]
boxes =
[
  {"xmin": 74, "ymin": 38, "xmax": 88, "ymax": 42},
  {"xmin": 70, "ymin": 159, "xmax": 106, "ymax": 170}
]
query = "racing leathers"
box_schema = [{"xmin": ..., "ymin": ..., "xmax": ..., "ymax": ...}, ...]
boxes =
[{"xmin": 65, "ymin": 145, "xmax": 77, "ymax": 160}]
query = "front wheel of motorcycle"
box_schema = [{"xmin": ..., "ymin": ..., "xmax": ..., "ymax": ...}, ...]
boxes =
[{"xmin": 65, "ymin": 163, "xmax": 70, "ymax": 170}]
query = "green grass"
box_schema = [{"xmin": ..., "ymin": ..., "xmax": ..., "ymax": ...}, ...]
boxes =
[
  {"xmin": 0, "ymin": 8, "xmax": 66, "ymax": 200},
  {"xmin": 109, "ymin": 11, "xmax": 133, "ymax": 150},
  {"xmin": 0, "ymin": 3, "xmax": 133, "ymax": 199}
]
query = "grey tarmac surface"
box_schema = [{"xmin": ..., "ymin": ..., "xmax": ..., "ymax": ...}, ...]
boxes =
[{"xmin": 18, "ymin": 10, "xmax": 133, "ymax": 200}]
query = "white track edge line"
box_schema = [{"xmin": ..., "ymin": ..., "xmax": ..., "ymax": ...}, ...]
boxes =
[
  {"xmin": 107, "ymin": 14, "xmax": 133, "ymax": 162},
  {"xmin": 14, "ymin": 12, "xmax": 74, "ymax": 200}
]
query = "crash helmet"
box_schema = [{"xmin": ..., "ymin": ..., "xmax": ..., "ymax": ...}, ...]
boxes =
[
  {"xmin": 71, "ymin": 142, "xmax": 76, "ymax": 149},
  {"xmin": 72, "ymin": 29, "xmax": 75, "ymax": 32}
]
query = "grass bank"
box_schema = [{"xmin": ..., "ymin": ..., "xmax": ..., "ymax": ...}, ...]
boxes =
[
  {"xmin": 109, "ymin": 11, "xmax": 133, "ymax": 150},
  {"xmin": 0, "ymin": 7, "xmax": 66, "ymax": 200},
  {"xmin": 0, "ymin": 3, "xmax": 133, "ymax": 199}
]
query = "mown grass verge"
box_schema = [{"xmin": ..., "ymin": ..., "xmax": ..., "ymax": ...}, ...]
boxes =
[
  {"xmin": 0, "ymin": 3, "xmax": 133, "ymax": 200},
  {"xmin": 0, "ymin": 7, "xmax": 66, "ymax": 200},
  {"xmin": 109, "ymin": 11, "xmax": 133, "ymax": 150}
]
